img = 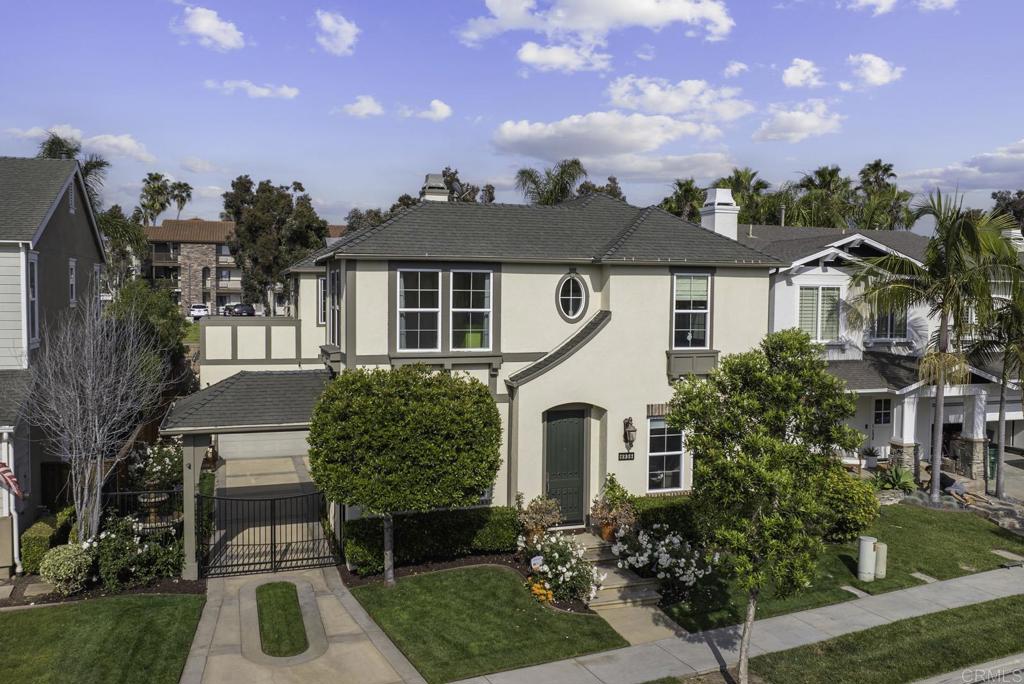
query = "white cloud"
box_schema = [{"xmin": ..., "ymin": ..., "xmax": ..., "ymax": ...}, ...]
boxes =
[
  {"xmin": 917, "ymin": 0, "xmax": 957, "ymax": 9},
  {"xmin": 204, "ymin": 79, "xmax": 299, "ymax": 99},
  {"xmin": 403, "ymin": 99, "xmax": 453, "ymax": 121},
  {"xmin": 847, "ymin": 53, "xmax": 905, "ymax": 87},
  {"xmin": 583, "ymin": 152, "xmax": 735, "ymax": 183},
  {"xmin": 782, "ymin": 58, "xmax": 825, "ymax": 88},
  {"xmin": 181, "ymin": 156, "xmax": 218, "ymax": 173},
  {"xmin": 179, "ymin": 6, "xmax": 245, "ymax": 51},
  {"xmin": 635, "ymin": 44, "xmax": 655, "ymax": 61},
  {"xmin": 723, "ymin": 60, "xmax": 748, "ymax": 78},
  {"xmin": 494, "ymin": 110, "xmax": 705, "ymax": 159},
  {"xmin": 847, "ymin": 0, "xmax": 898, "ymax": 15},
  {"xmin": 314, "ymin": 9, "xmax": 359, "ymax": 56},
  {"xmin": 905, "ymin": 139, "xmax": 1024, "ymax": 191},
  {"xmin": 838, "ymin": 81, "xmax": 854, "ymax": 91},
  {"xmin": 195, "ymin": 185, "xmax": 225, "ymax": 200},
  {"xmin": 6, "ymin": 123, "xmax": 83, "ymax": 141},
  {"xmin": 516, "ymin": 41, "xmax": 611, "ymax": 72},
  {"xmin": 607, "ymin": 75, "xmax": 754, "ymax": 122},
  {"xmin": 82, "ymin": 134, "xmax": 155, "ymax": 163},
  {"xmin": 753, "ymin": 99, "xmax": 843, "ymax": 143},
  {"xmin": 336, "ymin": 95, "xmax": 384, "ymax": 118}
]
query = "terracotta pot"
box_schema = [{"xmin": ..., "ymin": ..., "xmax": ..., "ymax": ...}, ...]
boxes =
[{"xmin": 600, "ymin": 522, "xmax": 616, "ymax": 542}]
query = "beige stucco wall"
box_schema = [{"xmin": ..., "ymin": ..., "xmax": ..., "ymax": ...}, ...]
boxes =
[
  {"xmin": 0, "ymin": 246, "xmax": 24, "ymax": 369},
  {"xmin": 295, "ymin": 272, "xmax": 326, "ymax": 357},
  {"xmin": 713, "ymin": 267, "xmax": 771, "ymax": 355},
  {"xmin": 236, "ymin": 326, "xmax": 266, "ymax": 359},
  {"xmin": 204, "ymin": 326, "xmax": 232, "ymax": 360},
  {"xmin": 354, "ymin": 260, "xmax": 387, "ymax": 356},
  {"xmin": 501, "ymin": 264, "xmax": 603, "ymax": 353}
]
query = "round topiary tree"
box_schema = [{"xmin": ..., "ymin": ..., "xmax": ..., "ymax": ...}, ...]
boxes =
[{"xmin": 308, "ymin": 364, "xmax": 502, "ymax": 585}]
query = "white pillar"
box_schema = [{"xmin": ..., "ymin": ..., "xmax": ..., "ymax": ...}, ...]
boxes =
[
  {"xmin": 893, "ymin": 395, "xmax": 918, "ymax": 444},
  {"xmin": 965, "ymin": 391, "xmax": 987, "ymax": 440}
]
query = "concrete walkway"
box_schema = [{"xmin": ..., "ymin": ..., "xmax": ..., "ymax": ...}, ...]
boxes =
[
  {"xmin": 180, "ymin": 566, "xmax": 426, "ymax": 684},
  {"xmin": 452, "ymin": 565, "xmax": 1024, "ymax": 684},
  {"xmin": 912, "ymin": 652, "xmax": 1024, "ymax": 684}
]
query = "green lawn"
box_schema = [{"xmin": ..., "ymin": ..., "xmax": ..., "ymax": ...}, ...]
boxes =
[
  {"xmin": 184, "ymin": 322, "xmax": 200, "ymax": 344},
  {"xmin": 666, "ymin": 502, "xmax": 1024, "ymax": 631},
  {"xmin": 256, "ymin": 582, "xmax": 308, "ymax": 657},
  {"xmin": 352, "ymin": 566, "xmax": 628, "ymax": 684},
  {"xmin": 0, "ymin": 594, "xmax": 204, "ymax": 684},
  {"xmin": 752, "ymin": 595, "xmax": 1024, "ymax": 684}
]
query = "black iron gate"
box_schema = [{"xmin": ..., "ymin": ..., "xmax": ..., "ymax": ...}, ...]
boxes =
[{"xmin": 196, "ymin": 491, "xmax": 339, "ymax": 577}]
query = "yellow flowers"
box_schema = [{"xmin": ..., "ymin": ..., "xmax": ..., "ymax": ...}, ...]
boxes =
[{"xmin": 528, "ymin": 579, "xmax": 554, "ymax": 603}]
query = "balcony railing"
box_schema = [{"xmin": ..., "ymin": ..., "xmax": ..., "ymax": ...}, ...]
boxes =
[{"xmin": 151, "ymin": 250, "xmax": 179, "ymax": 265}]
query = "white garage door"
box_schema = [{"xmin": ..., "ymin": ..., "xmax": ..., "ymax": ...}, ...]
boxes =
[{"xmin": 218, "ymin": 430, "xmax": 310, "ymax": 459}]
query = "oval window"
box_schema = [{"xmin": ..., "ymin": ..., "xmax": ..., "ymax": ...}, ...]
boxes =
[{"xmin": 558, "ymin": 274, "xmax": 586, "ymax": 320}]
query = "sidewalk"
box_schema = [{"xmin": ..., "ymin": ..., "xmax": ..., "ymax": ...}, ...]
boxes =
[
  {"xmin": 452, "ymin": 565, "xmax": 1024, "ymax": 684},
  {"xmin": 912, "ymin": 653, "xmax": 1024, "ymax": 684}
]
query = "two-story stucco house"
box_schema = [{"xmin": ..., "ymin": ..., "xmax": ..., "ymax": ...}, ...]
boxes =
[
  {"xmin": 0, "ymin": 157, "xmax": 106, "ymax": 576},
  {"xmin": 170, "ymin": 190, "xmax": 779, "ymax": 524}
]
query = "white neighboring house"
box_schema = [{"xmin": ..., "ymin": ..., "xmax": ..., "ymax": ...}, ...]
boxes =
[{"xmin": 738, "ymin": 219, "xmax": 1022, "ymax": 478}]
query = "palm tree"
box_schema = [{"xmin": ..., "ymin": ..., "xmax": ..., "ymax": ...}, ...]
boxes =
[
  {"xmin": 660, "ymin": 178, "xmax": 706, "ymax": 223},
  {"xmin": 852, "ymin": 191, "xmax": 1019, "ymax": 502},
  {"xmin": 140, "ymin": 172, "xmax": 172, "ymax": 226},
  {"xmin": 799, "ymin": 165, "xmax": 852, "ymax": 195},
  {"xmin": 169, "ymin": 181, "xmax": 194, "ymax": 219},
  {"xmin": 714, "ymin": 167, "xmax": 770, "ymax": 223},
  {"xmin": 514, "ymin": 159, "xmax": 588, "ymax": 205},
  {"xmin": 36, "ymin": 132, "xmax": 110, "ymax": 210},
  {"xmin": 851, "ymin": 185, "xmax": 917, "ymax": 231},
  {"xmin": 859, "ymin": 159, "xmax": 897, "ymax": 194}
]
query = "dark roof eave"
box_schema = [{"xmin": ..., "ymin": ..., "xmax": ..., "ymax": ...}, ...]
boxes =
[{"xmin": 315, "ymin": 252, "xmax": 780, "ymax": 267}]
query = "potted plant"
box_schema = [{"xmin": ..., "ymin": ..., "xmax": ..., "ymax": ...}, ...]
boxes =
[
  {"xmin": 516, "ymin": 494, "xmax": 563, "ymax": 548},
  {"xmin": 590, "ymin": 475, "xmax": 636, "ymax": 541}
]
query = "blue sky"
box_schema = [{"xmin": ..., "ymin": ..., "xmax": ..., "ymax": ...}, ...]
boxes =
[{"xmin": 2, "ymin": 0, "xmax": 1022, "ymax": 222}]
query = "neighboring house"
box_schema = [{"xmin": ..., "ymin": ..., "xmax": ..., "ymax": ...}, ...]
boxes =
[
  {"xmin": 144, "ymin": 219, "xmax": 242, "ymax": 315},
  {"xmin": 0, "ymin": 157, "xmax": 106, "ymax": 577},
  {"xmin": 175, "ymin": 188, "xmax": 779, "ymax": 524},
  {"xmin": 738, "ymin": 217, "xmax": 1023, "ymax": 478}
]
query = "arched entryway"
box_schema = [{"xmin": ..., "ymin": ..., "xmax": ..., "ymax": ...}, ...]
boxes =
[{"xmin": 542, "ymin": 403, "xmax": 605, "ymax": 525}]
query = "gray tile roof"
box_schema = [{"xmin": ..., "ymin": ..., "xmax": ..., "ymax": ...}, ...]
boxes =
[
  {"xmin": 0, "ymin": 157, "xmax": 78, "ymax": 242},
  {"xmin": 828, "ymin": 352, "xmax": 922, "ymax": 391},
  {"xmin": 285, "ymin": 241, "xmax": 341, "ymax": 273},
  {"xmin": 507, "ymin": 310, "xmax": 611, "ymax": 387},
  {"xmin": 319, "ymin": 194, "xmax": 781, "ymax": 266},
  {"xmin": 0, "ymin": 370, "xmax": 30, "ymax": 426},
  {"xmin": 737, "ymin": 225, "xmax": 929, "ymax": 264},
  {"xmin": 161, "ymin": 370, "xmax": 329, "ymax": 433}
]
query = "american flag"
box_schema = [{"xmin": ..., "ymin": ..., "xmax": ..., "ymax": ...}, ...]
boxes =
[{"xmin": 0, "ymin": 461, "xmax": 22, "ymax": 499}]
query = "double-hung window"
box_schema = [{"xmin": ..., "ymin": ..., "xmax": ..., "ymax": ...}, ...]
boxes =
[
  {"xmin": 673, "ymin": 274, "xmax": 710, "ymax": 349},
  {"xmin": 328, "ymin": 268, "xmax": 341, "ymax": 346},
  {"xmin": 317, "ymin": 276, "xmax": 327, "ymax": 326},
  {"xmin": 68, "ymin": 258, "xmax": 77, "ymax": 307},
  {"xmin": 451, "ymin": 271, "xmax": 491, "ymax": 351},
  {"xmin": 398, "ymin": 270, "xmax": 440, "ymax": 351},
  {"xmin": 872, "ymin": 310, "xmax": 907, "ymax": 340},
  {"xmin": 648, "ymin": 418, "xmax": 683, "ymax": 491},
  {"xmin": 799, "ymin": 286, "xmax": 840, "ymax": 341},
  {"xmin": 27, "ymin": 253, "xmax": 39, "ymax": 345}
]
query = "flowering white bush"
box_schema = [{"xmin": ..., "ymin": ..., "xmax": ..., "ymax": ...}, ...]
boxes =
[
  {"xmin": 612, "ymin": 523, "xmax": 715, "ymax": 595},
  {"xmin": 128, "ymin": 437, "xmax": 183, "ymax": 489},
  {"xmin": 519, "ymin": 532, "xmax": 606, "ymax": 603}
]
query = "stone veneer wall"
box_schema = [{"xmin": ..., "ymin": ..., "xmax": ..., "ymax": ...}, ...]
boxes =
[{"xmin": 179, "ymin": 242, "xmax": 217, "ymax": 313}]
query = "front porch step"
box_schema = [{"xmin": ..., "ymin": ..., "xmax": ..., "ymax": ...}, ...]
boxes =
[
  {"xmin": 599, "ymin": 565, "xmax": 658, "ymax": 590},
  {"xmin": 590, "ymin": 584, "xmax": 662, "ymax": 608}
]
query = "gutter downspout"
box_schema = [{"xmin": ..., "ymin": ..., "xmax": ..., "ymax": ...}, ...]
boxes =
[{"xmin": 5, "ymin": 432, "xmax": 22, "ymax": 575}]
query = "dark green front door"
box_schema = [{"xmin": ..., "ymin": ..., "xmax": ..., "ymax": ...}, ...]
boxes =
[{"xmin": 545, "ymin": 409, "xmax": 586, "ymax": 524}]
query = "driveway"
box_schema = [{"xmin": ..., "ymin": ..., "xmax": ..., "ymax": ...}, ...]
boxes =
[{"xmin": 220, "ymin": 456, "xmax": 315, "ymax": 499}]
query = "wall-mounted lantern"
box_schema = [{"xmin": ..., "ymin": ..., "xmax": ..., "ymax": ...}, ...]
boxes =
[{"xmin": 623, "ymin": 417, "xmax": 637, "ymax": 451}]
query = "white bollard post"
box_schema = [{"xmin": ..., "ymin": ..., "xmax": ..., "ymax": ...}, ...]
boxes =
[
  {"xmin": 874, "ymin": 542, "xmax": 888, "ymax": 580},
  {"xmin": 858, "ymin": 536, "xmax": 877, "ymax": 582}
]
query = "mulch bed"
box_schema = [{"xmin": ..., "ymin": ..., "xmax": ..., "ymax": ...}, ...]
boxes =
[{"xmin": 0, "ymin": 575, "xmax": 206, "ymax": 608}]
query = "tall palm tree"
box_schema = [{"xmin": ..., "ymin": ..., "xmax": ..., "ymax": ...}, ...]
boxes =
[
  {"xmin": 514, "ymin": 159, "xmax": 588, "ymax": 205},
  {"xmin": 858, "ymin": 159, "xmax": 897, "ymax": 194},
  {"xmin": 140, "ymin": 172, "xmax": 172, "ymax": 226},
  {"xmin": 36, "ymin": 132, "xmax": 110, "ymax": 210},
  {"xmin": 169, "ymin": 181, "xmax": 194, "ymax": 219},
  {"xmin": 659, "ymin": 178, "xmax": 706, "ymax": 223},
  {"xmin": 852, "ymin": 191, "xmax": 1018, "ymax": 502},
  {"xmin": 799, "ymin": 165, "xmax": 852, "ymax": 195},
  {"xmin": 851, "ymin": 185, "xmax": 917, "ymax": 231},
  {"xmin": 713, "ymin": 167, "xmax": 770, "ymax": 224}
]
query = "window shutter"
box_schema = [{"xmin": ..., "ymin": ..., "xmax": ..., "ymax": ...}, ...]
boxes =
[
  {"xmin": 820, "ymin": 287, "xmax": 840, "ymax": 340},
  {"xmin": 799, "ymin": 288, "xmax": 819, "ymax": 338}
]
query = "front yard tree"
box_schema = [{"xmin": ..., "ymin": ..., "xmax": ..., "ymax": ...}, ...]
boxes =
[
  {"xmin": 668, "ymin": 330, "xmax": 864, "ymax": 684},
  {"xmin": 308, "ymin": 365, "xmax": 502, "ymax": 586}
]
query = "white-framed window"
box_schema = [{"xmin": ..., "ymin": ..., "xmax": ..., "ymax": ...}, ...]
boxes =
[
  {"xmin": 217, "ymin": 244, "xmax": 231, "ymax": 257},
  {"xmin": 328, "ymin": 268, "xmax": 341, "ymax": 346},
  {"xmin": 648, "ymin": 417, "xmax": 684, "ymax": 491},
  {"xmin": 27, "ymin": 252, "xmax": 39, "ymax": 345},
  {"xmin": 873, "ymin": 310, "xmax": 908, "ymax": 340},
  {"xmin": 558, "ymin": 274, "xmax": 586, "ymax": 320},
  {"xmin": 450, "ymin": 270, "xmax": 492, "ymax": 351},
  {"xmin": 672, "ymin": 273, "xmax": 710, "ymax": 349},
  {"xmin": 799, "ymin": 286, "xmax": 840, "ymax": 342},
  {"xmin": 873, "ymin": 399, "xmax": 892, "ymax": 425},
  {"xmin": 68, "ymin": 258, "xmax": 77, "ymax": 307},
  {"xmin": 397, "ymin": 269, "xmax": 440, "ymax": 351},
  {"xmin": 68, "ymin": 183, "xmax": 75, "ymax": 215},
  {"xmin": 317, "ymin": 276, "xmax": 327, "ymax": 326}
]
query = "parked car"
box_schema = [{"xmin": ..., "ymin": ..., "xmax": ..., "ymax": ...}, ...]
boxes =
[
  {"xmin": 222, "ymin": 304, "xmax": 237, "ymax": 316},
  {"xmin": 233, "ymin": 303, "xmax": 256, "ymax": 317},
  {"xmin": 189, "ymin": 303, "xmax": 209, "ymax": 321}
]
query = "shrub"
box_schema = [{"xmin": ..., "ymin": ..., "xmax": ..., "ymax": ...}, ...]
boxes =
[
  {"xmin": 633, "ymin": 495, "xmax": 697, "ymax": 542},
  {"xmin": 39, "ymin": 544, "xmax": 93, "ymax": 596},
  {"xmin": 21, "ymin": 517, "xmax": 57, "ymax": 574},
  {"xmin": 873, "ymin": 463, "xmax": 915, "ymax": 494},
  {"xmin": 95, "ymin": 515, "xmax": 183, "ymax": 590},
  {"xmin": 344, "ymin": 506, "xmax": 521, "ymax": 576},
  {"xmin": 822, "ymin": 468, "xmax": 880, "ymax": 543},
  {"xmin": 54, "ymin": 506, "xmax": 76, "ymax": 545},
  {"xmin": 612, "ymin": 523, "xmax": 714, "ymax": 601},
  {"xmin": 515, "ymin": 494, "xmax": 562, "ymax": 545},
  {"xmin": 520, "ymin": 532, "xmax": 604, "ymax": 603},
  {"xmin": 128, "ymin": 438, "xmax": 183, "ymax": 489},
  {"xmin": 590, "ymin": 474, "xmax": 637, "ymax": 531}
]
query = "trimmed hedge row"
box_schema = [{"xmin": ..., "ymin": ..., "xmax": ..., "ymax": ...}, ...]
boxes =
[
  {"xmin": 344, "ymin": 506, "xmax": 521, "ymax": 576},
  {"xmin": 21, "ymin": 507, "xmax": 75, "ymax": 574},
  {"xmin": 634, "ymin": 495, "xmax": 697, "ymax": 542}
]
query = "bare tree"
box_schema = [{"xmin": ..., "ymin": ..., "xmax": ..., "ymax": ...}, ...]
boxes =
[{"xmin": 24, "ymin": 288, "xmax": 171, "ymax": 541}]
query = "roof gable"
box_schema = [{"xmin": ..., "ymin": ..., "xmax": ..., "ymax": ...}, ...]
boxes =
[
  {"xmin": 738, "ymin": 224, "xmax": 929, "ymax": 265},
  {"xmin": 0, "ymin": 157, "xmax": 79, "ymax": 243}
]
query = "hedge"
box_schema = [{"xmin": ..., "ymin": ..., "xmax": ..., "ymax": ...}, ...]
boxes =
[
  {"xmin": 21, "ymin": 517, "xmax": 57, "ymax": 575},
  {"xmin": 344, "ymin": 506, "xmax": 521, "ymax": 576},
  {"xmin": 634, "ymin": 495, "xmax": 697, "ymax": 542}
]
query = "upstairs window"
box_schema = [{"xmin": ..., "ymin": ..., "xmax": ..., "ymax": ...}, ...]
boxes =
[
  {"xmin": 217, "ymin": 244, "xmax": 231, "ymax": 257},
  {"xmin": 799, "ymin": 286, "xmax": 840, "ymax": 342},
  {"xmin": 873, "ymin": 310, "xmax": 908, "ymax": 340},
  {"xmin": 673, "ymin": 274, "xmax": 709, "ymax": 349},
  {"xmin": 327, "ymin": 268, "xmax": 341, "ymax": 346},
  {"xmin": 317, "ymin": 276, "xmax": 327, "ymax": 325},
  {"xmin": 27, "ymin": 253, "xmax": 39, "ymax": 345},
  {"xmin": 451, "ymin": 271, "xmax": 491, "ymax": 351},
  {"xmin": 558, "ymin": 274, "xmax": 586, "ymax": 321},
  {"xmin": 398, "ymin": 270, "xmax": 440, "ymax": 351},
  {"xmin": 648, "ymin": 418, "xmax": 683, "ymax": 491},
  {"xmin": 68, "ymin": 258, "xmax": 77, "ymax": 307}
]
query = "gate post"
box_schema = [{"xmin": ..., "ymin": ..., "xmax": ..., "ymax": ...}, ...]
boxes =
[
  {"xmin": 270, "ymin": 498, "xmax": 277, "ymax": 573},
  {"xmin": 182, "ymin": 433, "xmax": 211, "ymax": 581}
]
